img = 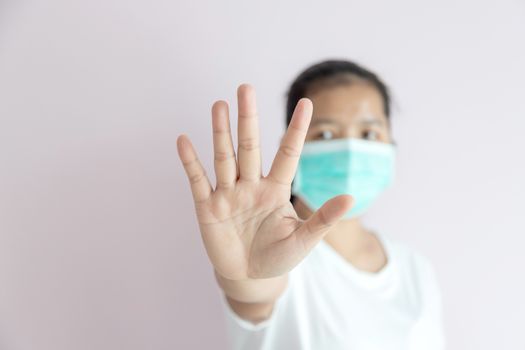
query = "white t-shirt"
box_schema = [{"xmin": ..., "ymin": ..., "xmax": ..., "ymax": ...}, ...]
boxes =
[{"xmin": 219, "ymin": 234, "xmax": 445, "ymax": 350}]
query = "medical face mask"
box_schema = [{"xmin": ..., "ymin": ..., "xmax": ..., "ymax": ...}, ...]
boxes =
[{"xmin": 291, "ymin": 137, "xmax": 396, "ymax": 219}]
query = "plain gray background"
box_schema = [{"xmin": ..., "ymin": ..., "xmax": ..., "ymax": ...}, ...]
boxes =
[{"xmin": 1, "ymin": 0, "xmax": 524, "ymax": 349}]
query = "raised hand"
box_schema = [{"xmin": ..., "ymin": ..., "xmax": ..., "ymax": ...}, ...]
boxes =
[{"xmin": 177, "ymin": 84, "xmax": 353, "ymax": 282}]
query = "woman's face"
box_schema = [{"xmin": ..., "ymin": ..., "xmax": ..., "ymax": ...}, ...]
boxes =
[{"xmin": 304, "ymin": 81, "xmax": 392, "ymax": 144}]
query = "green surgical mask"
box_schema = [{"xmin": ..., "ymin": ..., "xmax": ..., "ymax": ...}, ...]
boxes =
[{"xmin": 291, "ymin": 137, "xmax": 396, "ymax": 219}]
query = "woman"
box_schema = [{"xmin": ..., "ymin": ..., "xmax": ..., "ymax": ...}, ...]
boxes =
[{"xmin": 176, "ymin": 60, "xmax": 445, "ymax": 349}]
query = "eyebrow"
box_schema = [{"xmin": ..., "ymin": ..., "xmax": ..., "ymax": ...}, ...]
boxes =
[{"xmin": 311, "ymin": 117, "xmax": 386, "ymax": 126}]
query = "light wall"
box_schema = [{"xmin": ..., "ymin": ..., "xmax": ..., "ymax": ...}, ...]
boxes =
[{"xmin": 1, "ymin": 0, "xmax": 524, "ymax": 349}]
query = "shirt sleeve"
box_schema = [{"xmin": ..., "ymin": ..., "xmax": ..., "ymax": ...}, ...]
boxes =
[{"xmin": 218, "ymin": 277, "xmax": 292, "ymax": 350}]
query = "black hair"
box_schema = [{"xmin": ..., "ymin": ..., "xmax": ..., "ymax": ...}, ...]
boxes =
[{"xmin": 285, "ymin": 59, "xmax": 392, "ymax": 205}]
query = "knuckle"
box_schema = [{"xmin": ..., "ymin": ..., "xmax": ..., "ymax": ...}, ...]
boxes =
[
  {"xmin": 182, "ymin": 157, "xmax": 197, "ymax": 167},
  {"xmin": 213, "ymin": 129, "xmax": 231, "ymax": 135},
  {"xmin": 239, "ymin": 137, "xmax": 259, "ymax": 151},
  {"xmin": 214, "ymin": 150, "xmax": 234, "ymax": 162},
  {"xmin": 239, "ymin": 112, "xmax": 258, "ymax": 119},
  {"xmin": 189, "ymin": 171, "xmax": 206, "ymax": 185},
  {"xmin": 279, "ymin": 144, "xmax": 300, "ymax": 158}
]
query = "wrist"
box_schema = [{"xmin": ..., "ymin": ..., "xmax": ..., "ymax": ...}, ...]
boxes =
[{"xmin": 214, "ymin": 269, "xmax": 288, "ymax": 304}]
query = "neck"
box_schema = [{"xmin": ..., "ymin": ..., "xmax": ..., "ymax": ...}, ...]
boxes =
[{"xmin": 324, "ymin": 217, "xmax": 371, "ymax": 254}]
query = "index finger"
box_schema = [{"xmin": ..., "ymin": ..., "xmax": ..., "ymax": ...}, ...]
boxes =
[{"xmin": 267, "ymin": 98, "xmax": 312, "ymax": 186}]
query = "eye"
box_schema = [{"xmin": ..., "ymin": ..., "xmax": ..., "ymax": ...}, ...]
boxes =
[
  {"xmin": 316, "ymin": 130, "xmax": 334, "ymax": 140},
  {"xmin": 362, "ymin": 130, "xmax": 379, "ymax": 141}
]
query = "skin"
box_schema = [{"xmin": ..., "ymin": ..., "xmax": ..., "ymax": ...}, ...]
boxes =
[
  {"xmin": 176, "ymin": 80, "xmax": 394, "ymax": 324},
  {"xmin": 296, "ymin": 80, "xmax": 393, "ymax": 274}
]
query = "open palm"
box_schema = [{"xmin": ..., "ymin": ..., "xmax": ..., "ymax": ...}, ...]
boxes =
[{"xmin": 177, "ymin": 84, "xmax": 353, "ymax": 281}]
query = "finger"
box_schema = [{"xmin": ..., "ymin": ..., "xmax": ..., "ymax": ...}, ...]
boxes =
[
  {"xmin": 176, "ymin": 134, "xmax": 213, "ymax": 203},
  {"xmin": 267, "ymin": 98, "xmax": 312, "ymax": 186},
  {"xmin": 237, "ymin": 84, "xmax": 262, "ymax": 182},
  {"xmin": 212, "ymin": 100, "xmax": 237, "ymax": 189},
  {"xmin": 294, "ymin": 195, "xmax": 354, "ymax": 253}
]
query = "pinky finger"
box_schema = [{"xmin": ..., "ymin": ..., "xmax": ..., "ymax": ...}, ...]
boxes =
[{"xmin": 177, "ymin": 134, "xmax": 213, "ymax": 203}]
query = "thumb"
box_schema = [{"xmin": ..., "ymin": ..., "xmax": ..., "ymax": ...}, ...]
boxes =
[{"xmin": 295, "ymin": 194, "xmax": 354, "ymax": 253}]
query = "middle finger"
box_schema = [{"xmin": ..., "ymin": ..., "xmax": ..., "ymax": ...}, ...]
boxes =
[{"xmin": 237, "ymin": 84, "xmax": 262, "ymax": 182}]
